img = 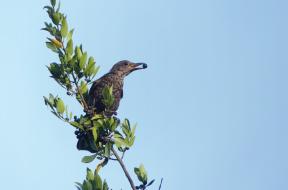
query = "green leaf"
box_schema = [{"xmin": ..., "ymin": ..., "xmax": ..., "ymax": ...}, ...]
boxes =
[
  {"xmin": 84, "ymin": 56, "xmax": 95, "ymax": 76},
  {"xmin": 134, "ymin": 164, "xmax": 148, "ymax": 184},
  {"xmin": 123, "ymin": 119, "xmax": 130, "ymax": 128},
  {"xmin": 56, "ymin": 0, "xmax": 61, "ymax": 12},
  {"xmin": 46, "ymin": 42, "xmax": 58, "ymax": 52},
  {"xmin": 65, "ymin": 105, "xmax": 69, "ymax": 118},
  {"xmin": 52, "ymin": 12, "xmax": 61, "ymax": 25},
  {"xmin": 48, "ymin": 93, "xmax": 55, "ymax": 105},
  {"xmin": 88, "ymin": 56, "xmax": 94, "ymax": 67},
  {"xmin": 94, "ymin": 173, "xmax": 103, "ymax": 190},
  {"xmin": 102, "ymin": 86, "xmax": 114, "ymax": 108},
  {"xmin": 43, "ymin": 96, "xmax": 49, "ymax": 105},
  {"xmin": 131, "ymin": 125, "xmax": 136, "ymax": 136},
  {"xmin": 79, "ymin": 81, "xmax": 88, "ymax": 94},
  {"xmin": 79, "ymin": 52, "xmax": 87, "ymax": 70},
  {"xmin": 114, "ymin": 138, "xmax": 125, "ymax": 148},
  {"xmin": 86, "ymin": 168, "xmax": 94, "ymax": 181},
  {"xmin": 83, "ymin": 180, "xmax": 93, "ymax": 190},
  {"xmin": 61, "ymin": 17, "xmax": 68, "ymax": 38},
  {"xmin": 44, "ymin": 94, "xmax": 55, "ymax": 109},
  {"xmin": 66, "ymin": 39, "xmax": 73, "ymax": 56},
  {"xmin": 91, "ymin": 127, "xmax": 97, "ymax": 142},
  {"xmin": 75, "ymin": 182, "xmax": 83, "ymax": 190},
  {"xmin": 50, "ymin": 0, "xmax": 56, "ymax": 7},
  {"xmin": 48, "ymin": 38, "xmax": 63, "ymax": 48},
  {"xmin": 122, "ymin": 124, "xmax": 130, "ymax": 137},
  {"xmin": 102, "ymin": 180, "xmax": 109, "ymax": 190},
  {"xmin": 108, "ymin": 85, "xmax": 113, "ymax": 95},
  {"xmin": 69, "ymin": 121, "xmax": 83, "ymax": 130},
  {"xmin": 92, "ymin": 65, "xmax": 100, "ymax": 78},
  {"xmin": 128, "ymin": 136, "xmax": 135, "ymax": 147},
  {"xmin": 81, "ymin": 154, "xmax": 97, "ymax": 163},
  {"xmin": 104, "ymin": 143, "xmax": 111, "ymax": 157},
  {"xmin": 44, "ymin": 6, "xmax": 53, "ymax": 18},
  {"xmin": 75, "ymin": 46, "xmax": 82, "ymax": 60},
  {"xmin": 114, "ymin": 133, "xmax": 128, "ymax": 148},
  {"xmin": 48, "ymin": 63, "xmax": 62, "ymax": 78},
  {"xmin": 109, "ymin": 117, "xmax": 118, "ymax": 131},
  {"xmin": 91, "ymin": 114, "xmax": 103, "ymax": 121},
  {"xmin": 83, "ymin": 120, "xmax": 91, "ymax": 127},
  {"xmin": 67, "ymin": 29, "xmax": 74, "ymax": 41},
  {"xmin": 139, "ymin": 164, "xmax": 147, "ymax": 175},
  {"xmin": 56, "ymin": 98, "xmax": 65, "ymax": 114}
]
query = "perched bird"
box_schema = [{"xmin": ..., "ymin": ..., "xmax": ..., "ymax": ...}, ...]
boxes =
[
  {"xmin": 88, "ymin": 60, "xmax": 148, "ymax": 116},
  {"xmin": 76, "ymin": 60, "xmax": 147, "ymax": 152}
]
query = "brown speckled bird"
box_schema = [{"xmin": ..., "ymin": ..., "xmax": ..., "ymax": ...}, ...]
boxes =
[
  {"xmin": 88, "ymin": 60, "xmax": 147, "ymax": 116},
  {"xmin": 76, "ymin": 60, "xmax": 147, "ymax": 152}
]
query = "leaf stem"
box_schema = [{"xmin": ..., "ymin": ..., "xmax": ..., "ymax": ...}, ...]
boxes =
[
  {"xmin": 111, "ymin": 147, "xmax": 136, "ymax": 190},
  {"xmin": 71, "ymin": 71, "xmax": 89, "ymax": 112}
]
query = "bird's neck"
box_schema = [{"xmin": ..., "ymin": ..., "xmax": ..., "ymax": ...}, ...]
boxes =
[{"xmin": 108, "ymin": 71, "xmax": 125, "ymax": 79}]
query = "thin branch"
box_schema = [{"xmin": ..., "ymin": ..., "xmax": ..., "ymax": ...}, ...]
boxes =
[
  {"xmin": 58, "ymin": 34, "xmax": 89, "ymax": 112},
  {"xmin": 121, "ymin": 150, "xmax": 126, "ymax": 160},
  {"xmin": 158, "ymin": 178, "xmax": 163, "ymax": 190},
  {"xmin": 109, "ymin": 150, "xmax": 125, "ymax": 161},
  {"xmin": 109, "ymin": 157, "xmax": 117, "ymax": 161},
  {"xmin": 71, "ymin": 72, "xmax": 89, "ymax": 111},
  {"xmin": 111, "ymin": 147, "xmax": 136, "ymax": 190}
]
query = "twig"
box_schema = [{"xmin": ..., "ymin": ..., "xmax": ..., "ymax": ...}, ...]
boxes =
[
  {"xmin": 109, "ymin": 157, "xmax": 117, "ymax": 161},
  {"xmin": 59, "ymin": 35, "xmax": 89, "ymax": 112},
  {"xmin": 95, "ymin": 158, "xmax": 109, "ymax": 173},
  {"xmin": 111, "ymin": 147, "xmax": 136, "ymax": 190},
  {"xmin": 71, "ymin": 72, "xmax": 89, "ymax": 111},
  {"xmin": 121, "ymin": 150, "xmax": 126, "ymax": 160},
  {"xmin": 158, "ymin": 178, "xmax": 163, "ymax": 190},
  {"xmin": 109, "ymin": 150, "xmax": 125, "ymax": 161}
]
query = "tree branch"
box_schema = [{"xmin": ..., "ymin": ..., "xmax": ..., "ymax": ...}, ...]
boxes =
[
  {"xmin": 111, "ymin": 147, "xmax": 136, "ymax": 190},
  {"xmin": 59, "ymin": 35, "xmax": 89, "ymax": 112},
  {"xmin": 71, "ymin": 72, "xmax": 89, "ymax": 112}
]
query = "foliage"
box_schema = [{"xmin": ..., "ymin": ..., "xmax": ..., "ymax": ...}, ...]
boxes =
[
  {"xmin": 75, "ymin": 168, "xmax": 109, "ymax": 190},
  {"xmin": 42, "ymin": 0, "xmax": 159, "ymax": 189},
  {"xmin": 134, "ymin": 164, "xmax": 155, "ymax": 190}
]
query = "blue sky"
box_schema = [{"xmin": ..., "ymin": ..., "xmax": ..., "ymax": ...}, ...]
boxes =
[{"xmin": 0, "ymin": 0, "xmax": 288, "ymax": 189}]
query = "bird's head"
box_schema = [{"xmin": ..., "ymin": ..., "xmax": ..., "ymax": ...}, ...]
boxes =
[{"xmin": 110, "ymin": 60, "xmax": 148, "ymax": 77}]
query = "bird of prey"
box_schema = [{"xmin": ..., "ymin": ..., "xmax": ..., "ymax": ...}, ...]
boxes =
[{"xmin": 88, "ymin": 60, "xmax": 147, "ymax": 117}]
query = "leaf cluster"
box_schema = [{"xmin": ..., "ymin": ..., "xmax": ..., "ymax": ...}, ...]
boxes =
[
  {"xmin": 76, "ymin": 168, "xmax": 109, "ymax": 190},
  {"xmin": 44, "ymin": 93, "xmax": 73, "ymax": 123},
  {"xmin": 78, "ymin": 117, "xmax": 136, "ymax": 163},
  {"xmin": 43, "ymin": 0, "xmax": 99, "ymax": 111},
  {"xmin": 134, "ymin": 165, "xmax": 155, "ymax": 190}
]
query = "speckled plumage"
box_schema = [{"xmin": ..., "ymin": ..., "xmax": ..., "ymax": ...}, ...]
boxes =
[
  {"xmin": 77, "ymin": 60, "xmax": 147, "ymax": 152},
  {"xmin": 88, "ymin": 60, "xmax": 147, "ymax": 116}
]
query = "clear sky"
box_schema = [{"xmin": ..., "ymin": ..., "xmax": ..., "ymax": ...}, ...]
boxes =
[{"xmin": 0, "ymin": 0, "xmax": 287, "ymax": 190}]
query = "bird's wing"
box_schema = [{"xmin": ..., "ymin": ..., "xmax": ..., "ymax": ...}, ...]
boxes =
[
  {"xmin": 88, "ymin": 74, "xmax": 113, "ymax": 110},
  {"xmin": 88, "ymin": 74, "xmax": 123, "ymax": 115},
  {"xmin": 88, "ymin": 78, "xmax": 100, "ymax": 106}
]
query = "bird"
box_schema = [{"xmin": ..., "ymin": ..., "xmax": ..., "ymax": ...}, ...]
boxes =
[
  {"xmin": 87, "ymin": 60, "xmax": 147, "ymax": 117},
  {"xmin": 76, "ymin": 60, "xmax": 147, "ymax": 152}
]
